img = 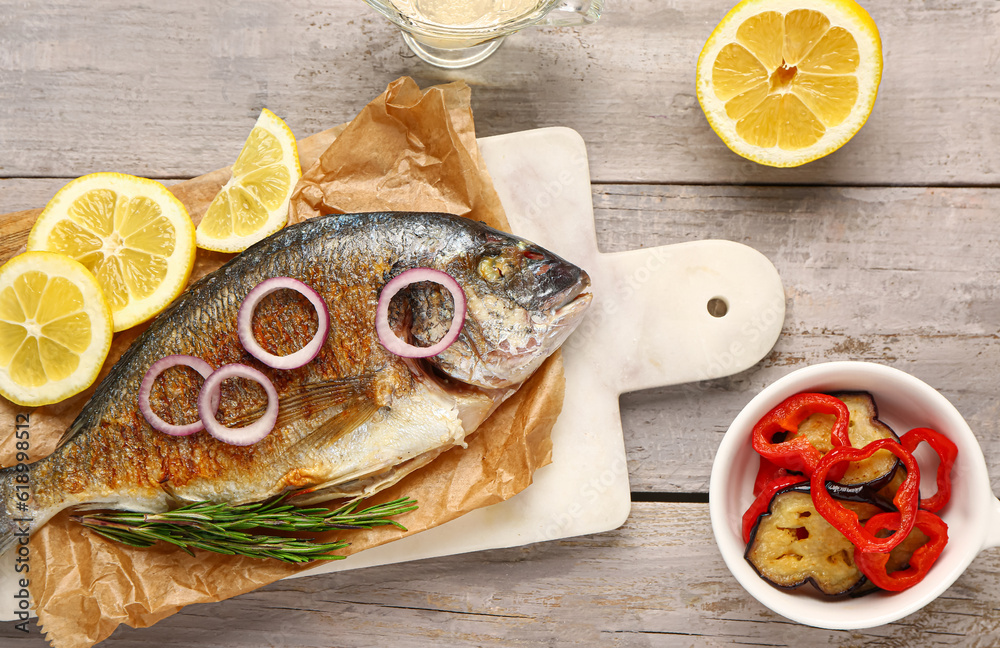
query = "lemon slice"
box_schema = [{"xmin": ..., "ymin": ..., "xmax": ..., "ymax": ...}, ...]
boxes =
[
  {"xmin": 196, "ymin": 108, "xmax": 302, "ymax": 253},
  {"xmin": 27, "ymin": 173, "xmax": 196, "ymax": 332},
  {"xmin": 696, "ymin": 0, "xmax": 882, "ymax": 167},
  {"xmin": 0, "ymin": 252, "xmax": 113, "ymax": 406}
]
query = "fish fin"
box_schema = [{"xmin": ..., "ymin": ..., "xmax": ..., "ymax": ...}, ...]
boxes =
[
  {"xmin": 286, "ymin": 398, "xmax": 380, "ymax": 459},
  {"xmin": 220, "ymin": 375, "xmax": 376, "ymax": 429},
  {"xmin": 276, "ymin": 375, "xmax": 376, "ymax": 427},
  {"xmin": 52, "ymin": 415, "xmax": 90, "ymax": 452},
  {"xmin": 290, "ymin": 446, "xmax": 449, "ymax": 505}
]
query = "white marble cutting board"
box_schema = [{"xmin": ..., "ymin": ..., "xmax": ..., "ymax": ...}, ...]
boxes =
[
  {"xmin": 0, "ymin": 128, "xmax": 785, "ymax": 617},
  {"xmin": 288, "ymin": 126, "xmax": 786, "ymax": 577}
]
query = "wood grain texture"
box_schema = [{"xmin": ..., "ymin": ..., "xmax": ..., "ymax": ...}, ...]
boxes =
[
  {"xmin": 3, "ymin": 503, "xmax": 999, "ymax": 647},
  {"xmin": 5, "ymin": 179, "xmax": 1000, "ymax": 496},
  {"xmin": 1, "ymin": 1, "xmax": 999, "ymax": 185},
  {"xmin": 603, "ymin": 184, "xmax": 1000, "ymax": 493},
  {"xmin": 0, "ymin": 126, "xmax": 340, "ymax": 262},
  {"xmin": 3, "ymin": 1, "xmax": 1000, "ymax": 645}
]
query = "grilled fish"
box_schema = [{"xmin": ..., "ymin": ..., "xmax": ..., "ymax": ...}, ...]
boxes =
[{"xmin": 0, "ymin": 212, "xmax": 592, "ymax": 553}]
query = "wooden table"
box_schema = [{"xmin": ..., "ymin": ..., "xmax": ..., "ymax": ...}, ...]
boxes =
[{"xmin": 3, "ymin": 1, "xmax": 1000, "ymax": 645}]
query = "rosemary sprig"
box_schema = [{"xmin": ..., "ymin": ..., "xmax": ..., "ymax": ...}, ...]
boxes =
[{"xmin": 72, "ymin": 495, "xmax": 418, "ymax": 564}]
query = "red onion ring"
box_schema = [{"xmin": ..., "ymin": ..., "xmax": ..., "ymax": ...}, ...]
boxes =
[
  {"xmin": 139, "ymin": 355, "xmax": 216, "ymax": 437},
  {"xmin": 197, "ymin": 363, "xmax": 279, "ymax": 446},
  {"xmin": 375, "ymin": 268, "xmax": 467, "ymax": 359},
  {"xmin": 238, "ymin": 277, "xmax": 330, "ymax": 370}
]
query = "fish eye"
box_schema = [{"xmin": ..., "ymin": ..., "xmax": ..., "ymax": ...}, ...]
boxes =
[
  {"xmin": 478, "ymin": 256, "xmax": 501, "ymax": 283},
  {"xmin": 478, "ymin": 255, "xmax": 515, "ymax": 283}
]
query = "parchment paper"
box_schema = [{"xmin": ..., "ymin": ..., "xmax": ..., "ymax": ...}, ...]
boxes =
[{"xmin": 0, "ymin": 77, "xmax": 565, "ymax": 648}]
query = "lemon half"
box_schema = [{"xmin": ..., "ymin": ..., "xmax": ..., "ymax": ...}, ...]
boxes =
[
  {"xmin": 696, "ymin": 0, "xmax": 883, "ymax": 167},
  {"xmin": 0, "ymin": 252, "xmax": 113, "ymax": 406},
  {"xmin": 27, "ymin": 172, "xmax": 197, "ymax": 332},
  {"xmin": 196, "ymin": 108, "xmax": 302, "ymax": 253}
]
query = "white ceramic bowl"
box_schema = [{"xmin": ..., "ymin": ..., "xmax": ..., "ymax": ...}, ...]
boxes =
[{"xmin": 710, "ymin": 361, "xmax": 1000, "ymax": 629}]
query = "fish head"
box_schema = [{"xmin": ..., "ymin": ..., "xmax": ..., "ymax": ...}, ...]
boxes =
[{"xmin": 403, "ymin": 227, "xmax": 593, "ymax": 389}]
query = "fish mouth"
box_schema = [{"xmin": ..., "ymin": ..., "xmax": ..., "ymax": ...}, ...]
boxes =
[
  {"xmin": 554, "ymin": 289, "xmax": 593, "ymax": 326},
  {"xmin": 548, "ymin": 268, "xmax": 592, "ymax": 326},
  {"xmin": 526, "ymin": 269, "xmax": 592, "ymax": 348},
  {"xmin": 520, "ymin": 244, "xmax": 591, "ymax": 312}
]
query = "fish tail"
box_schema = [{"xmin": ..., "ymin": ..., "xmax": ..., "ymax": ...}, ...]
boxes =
[{"xmin": 0, "ymin": 463, "xmax": 33, "ymax": 557}]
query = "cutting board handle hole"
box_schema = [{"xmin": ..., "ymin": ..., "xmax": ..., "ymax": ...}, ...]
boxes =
[{"xmin": 707, "ymin": 297, "xmax": 729, "ymax": 318}]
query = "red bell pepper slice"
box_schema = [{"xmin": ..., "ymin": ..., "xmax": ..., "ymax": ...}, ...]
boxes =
[
  {"xmin": 751, "ymin": 393, "xmax": 852, "ymax": 479},
  {"xmin": 810, "ymin": 438, "xmax": 921, "ymax": 553},
  {"xmin": 752, "ymin": 457, "xmax": 792, "ymax": 497},
  {"xmin": 854, "ymin": 510, "xmax": 949, "ymax": 591},
  {"xmin": 741, "ymin": 474, "xmax": 807, "ymax": 543},
  {"xmin": 900, "ymin": 427, "xmax": 958, "ymax": 513}
]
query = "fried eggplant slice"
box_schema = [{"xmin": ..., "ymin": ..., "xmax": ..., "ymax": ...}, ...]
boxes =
[
  {"xmin": 875, "ymin": 465, "xmax": 908, "ymax": 502},
  {"xmin": 745, "ymin": 483, "xmax": 888, "ymax": 596},
  {"xmin": 792, "ymin": 391, "xmax": 900, "ymax": 487}
]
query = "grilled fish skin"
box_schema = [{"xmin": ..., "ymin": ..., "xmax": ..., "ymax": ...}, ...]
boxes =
[{"xmin": 0, "ymin": 212, "xmax": 592, "ymax": 554}]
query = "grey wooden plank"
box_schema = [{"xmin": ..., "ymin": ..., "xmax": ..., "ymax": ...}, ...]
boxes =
[
  {"xmin": 596, "ymin": 184, "xmax": 1000, "ymax": 494},
  {"xmin": 0, "ymin": 180, "xmax": 70, "ymax": 213},
  {"xmin": 1, "ymin": 1, "xmax": 999, "ymax": 185},
  {"xmin": 2, "ymin": 502, "xmax": 997, "ymax": 646},
  {"xmin": 4, "ymin": 180, "xmax": 1000, "ymax": 495},
  {"xmin": 0, "ymin": 180, "xmax": 69, "ymax": 259}
]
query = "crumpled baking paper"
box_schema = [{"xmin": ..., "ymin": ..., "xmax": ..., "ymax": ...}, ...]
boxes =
[{"xmin": 0, "ymin": 77, "xmax": 564, "ymax": 648}]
